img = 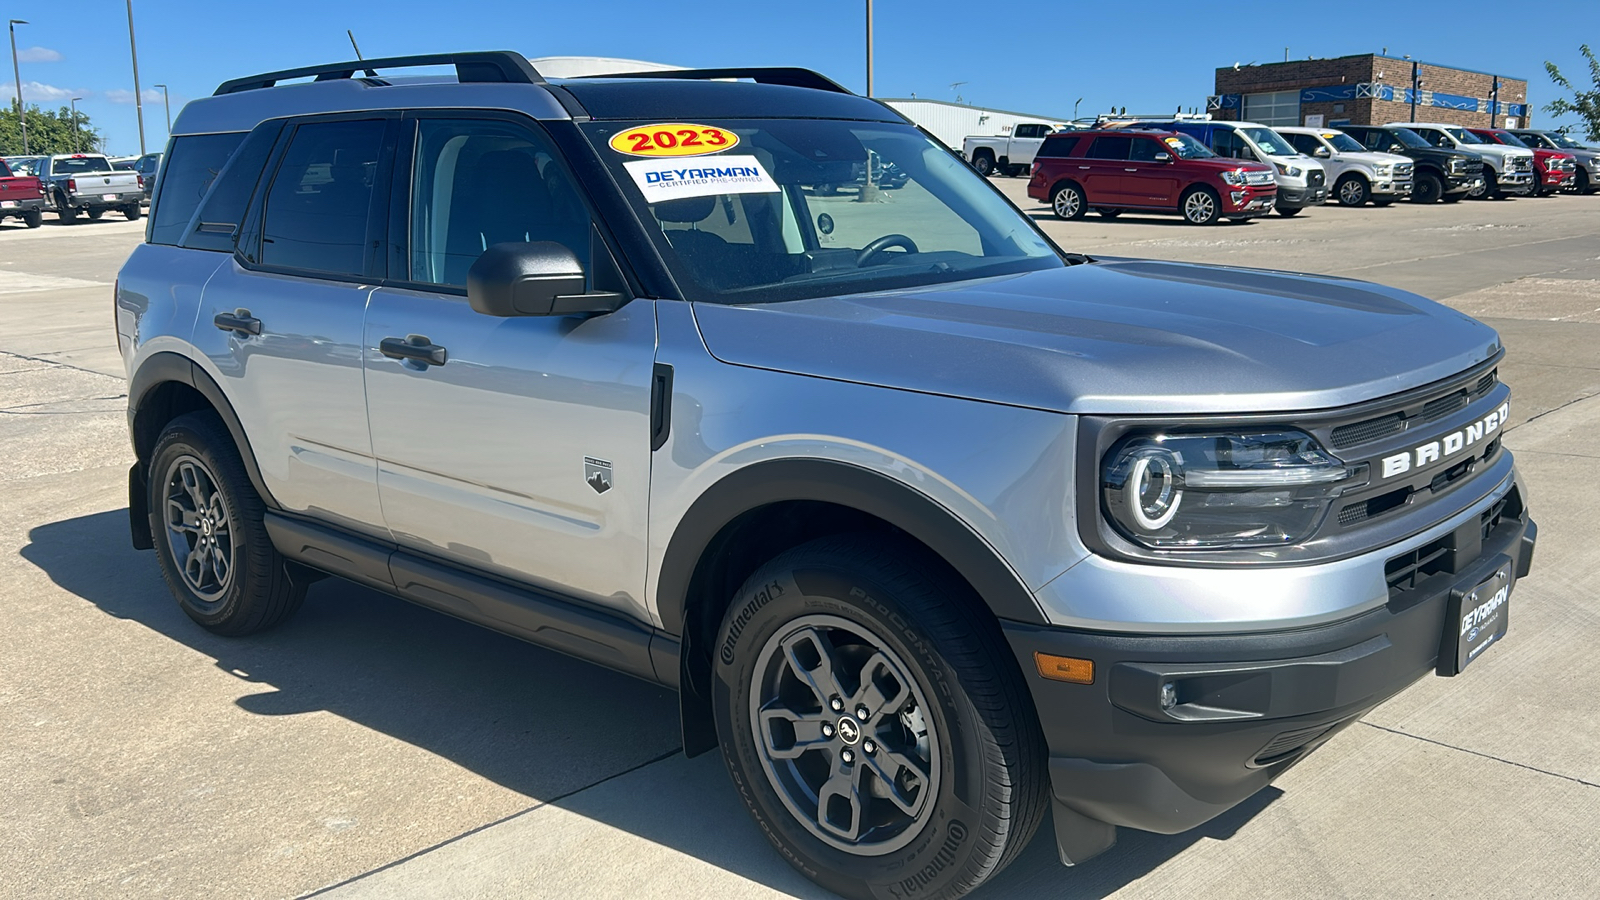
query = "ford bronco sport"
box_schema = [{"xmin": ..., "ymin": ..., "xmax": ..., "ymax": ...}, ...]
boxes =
[{"xmin": 118, "ymin": 52, "xmax": 1537, "ymax": 900}]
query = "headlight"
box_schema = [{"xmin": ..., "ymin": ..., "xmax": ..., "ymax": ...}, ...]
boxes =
[
  {"xmin": 1274, "ymin": 162, "xmax": 1302, "ymax": 177},
  {"xmin": 1101, "ymin": 431, "xmax": 1356, "ymax": 549},
  {"xmin": 1220, "ymin": 168, "xmax": 1246, "ymax": 186},
  {"xmin": 1373, "ymin": 164, "xmax": 1392, "ymax": 176}
]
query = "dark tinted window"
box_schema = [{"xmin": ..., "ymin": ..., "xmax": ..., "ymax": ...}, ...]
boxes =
[
  {"xmin": 1014, "ymin": 124, "xmax": 1049, "ymax": 139},
  {"xmin": 181, "ymin": 123, "xmax": 283, "ymax": 253},
  {"xmin": 1284, "ymin": 133, "xmax": 1319, "ymax": 155},
  {"xmin": 408, "ymin": 118, "xmax": 591, "ymax": 288},
  {"xmin": 1086, "ymin": 136, "xmax": 1132, "ymax": 160},
  {"xmin": 1128, "ymin": 137, "xmax": 1167, "ymax": 162},
  {"xmin": 259, "ymin": 119, "xmax": 386, "ymax": 276},
  {"xmin": 1037, "ymin": 135, "xmax": 1080, "ymax": 158},
  {"xmin": 1213, "ymin": 130, "xmax": 1249, "ymax": 158},
  {"xmin": 149, "ymin": 133, "xmax": 247, "ymax": 245}
]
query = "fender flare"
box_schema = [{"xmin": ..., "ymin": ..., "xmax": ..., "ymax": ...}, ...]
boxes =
[
  {"xmin": 655, "ymin": 458, "xmax": 1047, "ymax": 637},
  {"xmin": 128, "ymin": 351, "xmax": 278, "ymax": 509}
]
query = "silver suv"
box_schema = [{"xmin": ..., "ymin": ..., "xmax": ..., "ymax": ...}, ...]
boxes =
[{"xmin": 117, "ymin": 52, "xmax": 1537, "ymax": 900}]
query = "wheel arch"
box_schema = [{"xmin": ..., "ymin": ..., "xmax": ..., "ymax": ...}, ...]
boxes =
[
  {"xmin": 659, "ymin": 458, "xmax": 1047, "ymax": 756},
  {"xmin": 129, "ymin": 352, "xmax": 277, "ymax": 510}
]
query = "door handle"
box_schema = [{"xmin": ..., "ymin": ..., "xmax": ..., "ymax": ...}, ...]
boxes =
[
  {"xmin": 380, "ymin": 334, "xmax": 448, "ymax": 367},
  {"xmin": 1125, "ymin": 168, "xmax": 1139, "ymax": 172},
  {"xmin": 213, "ymin": 309, "xmax": 262, "ymax": 336},
  {"xmin": 1078, "ymin": 166, "xmax": 1091, "ymax": 170}
]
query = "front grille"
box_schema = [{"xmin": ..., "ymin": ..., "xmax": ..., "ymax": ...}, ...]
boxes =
[
  {"xmin": 1383, "ymin": 483, "xmax": 1523, "ymax": 605},
  {"xmin": 1329, "ymin": 369, "xmax": 1498, "ymax": 450},
  {"xmin": 1308, "ymin": 170, "xmax": 1326, "ymax": 188},
  {"xmin": 1511, "ymin": 157, "xmax": 1533, "ymax": 172},
  {"xmin": 1385, "ymin": 534, "xmax": 1453, "ymax": 595},
  {"xmin": 1393, "ymin": 162, "xmax": 1414, "ymax": 177}
]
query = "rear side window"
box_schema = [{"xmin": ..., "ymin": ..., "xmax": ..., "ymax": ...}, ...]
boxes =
[
  {"xmin": 258, "ymin": 119, "xmax": 386, "ymax": 276},
  {"xmin": 1037, "ymin": 135, "xmax": 1080, "ymax": 158},
  {"xmin": 149, "ymin": 133, "xmax": 247, "ymax": 245},
  {"xmin": 181, "ymin": 123, "xmax": 283, "ymax": 253},
  {"xmin": 1086, "ymin": 136, "xmax": 1131, "ymax": 160}
]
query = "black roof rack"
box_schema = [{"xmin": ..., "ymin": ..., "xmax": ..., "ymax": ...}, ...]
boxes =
[
  {"xmin": 214, "ymin": 51, "xmax": 544, "ymax": 96},
  {"xmin": 575, "ymin": 67, "xmax": 851, "ymax": 95}
]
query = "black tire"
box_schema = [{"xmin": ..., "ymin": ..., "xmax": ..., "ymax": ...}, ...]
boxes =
[
  {"xmin": 1050, "ymin": 182, "xmax": 1087, "ymax": 220},
  {"xmin": 1412, "ymin": 171, "xmax": 1444, "ymax": 204},
  {"xmin": 58, "ymin": 204, "xmax": 79, "ymax": 224},
  {"xmin": 88, "ymin": 208, "xmax": 104, "ymax": 220},
  {"xmin": 1096, "ymin": 208, "xmax": 1122, "ymax": 219},
  {"xmin": 1179, "ymin": 186, "xmax": 1221, "ymax": 225},
  {"xmin": 23, "ymin": 208, "xmax": 42, "ymax": 228},
  {"xmin": 124, "ymin": 204, "xmax": 143, "ymax": 220},
  {"xmin": 1471, "ymin": 170, "xmax": 1499, "ymax": 200},
  {"xmin": 970, "ymin": 153, "xmax": 994, "ymax": 177},
  {"xmin": 1372, "ymin": 198, "xmax": 1395, "ymax": 207},
  {"xmin": 1575, "ymin": 169, "xmax": 1594, "ymax": 195},
  {"xmin": 1275, "ymin": 205, "xmax": 1302, "ymax": 217},
  {"xmin": 1005, "ymin": 164, "xmax": 1028, "ymax": 178},
  {"xmin": 1335, "ymin": 174, "xmax": 1370, "ymax": 207},
  {"xmin": 714, "ymin": 534, "xmax": 1048, "ymax": 900},
  {"xmin": 148, "ymin": 411, "xmax": 306, "ymax": 636},
  {"xmin": 1440, "ymin": 192, "xmax": 1467, "ymax": 203}
]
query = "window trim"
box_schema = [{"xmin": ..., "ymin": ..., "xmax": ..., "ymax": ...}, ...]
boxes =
[{"xmin": 233, "ymin": 110, "xmax": 402, "ymax": 286}]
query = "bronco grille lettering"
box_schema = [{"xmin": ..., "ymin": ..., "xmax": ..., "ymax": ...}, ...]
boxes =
[{"xmin": 1380, "ymin": 401, "xmax": 1508, "ymax": 479}]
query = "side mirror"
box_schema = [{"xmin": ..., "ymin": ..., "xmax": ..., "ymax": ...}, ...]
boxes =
[
  {"xmin": 1314, "ymin": 146, "xmax": 1331, "ymax": 158},
  {"xmin": 467, "ymin": 242, "xmax": 624, "ymax": 317},
  {"xmin": 1154, "ymin": 152, "xmax": 1172, "ymax": 162}
]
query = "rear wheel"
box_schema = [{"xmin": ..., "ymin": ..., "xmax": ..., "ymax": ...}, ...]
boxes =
[
  {"xmin": 124, "ymin": 204, "xmax": 143, "ymax": 220},
  {"xmin": 970, "ymin": 153, "xmax": 994, "ymax": 177},
  {"xmin": 148, "ymin": 412, "xmax": 306, "ymax": 636},
  {"xmin": 1441, "ymin": 192, "xmax": 1466, "ymax": 203},
  {"xmin": 1335, "ymin": 174, "xmax": 1370, "ymax": 207},
  {"xmin": 714, "ymin": 535, "xmax": 1048, "ymax": 900},
  {"xmin": 1275, "ymin": 205, "xmax": 1302, "ymax": 217},
  {"xmin": 87, "ymin": 208, "xmax": 104, "ymax": 220},
  {"xmin": 1412, "ymin": 172, "xmax": 1444, "ymax": 204},
  {"xmin": 1180, "ymin": 186, "xmax": 1220, "ymax": 224},
  {"xmin": 1051, "ymin": 183, "xmax": 1086, "ymax": 220},
  {"xmin": 22, "ymin": 208, "xmax": 42, "ymax": 228},
  {"xmin": 58, "ymin": 204, "xmax": 79, "ymax": 224},
  {"xmin": 1096, "ymin": 208, "xmax": 1122, "ymax": 219}
]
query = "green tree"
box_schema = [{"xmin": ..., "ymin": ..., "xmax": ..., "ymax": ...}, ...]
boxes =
[
  {"xmin": 0, "ymin": 103, "xmax": 103, "ymax": 156},
  {"xmin": 1544, "ymin": 45, "xmax": 1600, "ymax": 141}
]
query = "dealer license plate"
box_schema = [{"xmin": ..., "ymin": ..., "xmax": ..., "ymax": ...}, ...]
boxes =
[
  {"xmin": 0, "ymin": 200, "xmax": 15, "ymax": 208},
  {"xmin": 102, "ymin": 193, "xmax": 118, "ymax": 201},
  {"xmin": 1442, "ymin": 560, "xmax": 1512, "ymax": 675}
]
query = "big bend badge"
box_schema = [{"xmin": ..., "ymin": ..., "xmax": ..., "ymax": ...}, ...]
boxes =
[{"xmin": 584, "ymin": 457, "xmax": 613, "ymax": 494}]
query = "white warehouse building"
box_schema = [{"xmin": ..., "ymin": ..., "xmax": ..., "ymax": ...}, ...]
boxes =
[{"xmin": 879, "ymin": 99, "xmax": 1071, "ymax": 151}]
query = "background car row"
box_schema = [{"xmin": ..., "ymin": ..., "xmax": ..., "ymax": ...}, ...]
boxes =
[{"xmin": 0, "ymin": 151, "xmax": 161, "ymax": 227}]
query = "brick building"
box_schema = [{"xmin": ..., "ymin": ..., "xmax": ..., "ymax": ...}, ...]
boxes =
[{"xmin": 1210, "ymin": 55, "xmax": 1528, "ymax": 129}]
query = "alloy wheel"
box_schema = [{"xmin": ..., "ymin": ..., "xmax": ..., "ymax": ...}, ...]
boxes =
[
  {"xmin": 1053, "ymin": 187, "xmax": 1081, "ymax": 219},
  {"xmin": 749, "ymin": 614, "xmax": 939, "ymax": 856},
  {"xmin": 162, "ymin": 454, "xmax": 236, "ymax": 603},
  {"xmin": 1338, "ymin": 178, "xmax": 1366, "ymax": 206},
  {"xmin": 1184, "ymin": 190, "xmax": 1216, "ymax": 223}
]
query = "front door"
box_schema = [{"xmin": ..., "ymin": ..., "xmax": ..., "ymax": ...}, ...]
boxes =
[
  {"xmin": 362, "ymin": 115, "xmax": 657, "ymax": 620},
  {"xmin": 1124, "ymin": 136, "xmax": 1180, "ymax": 205}
]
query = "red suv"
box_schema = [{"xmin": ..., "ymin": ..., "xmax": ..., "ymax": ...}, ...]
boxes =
[
  {"xmin": 1466, "ymin": 127, "xmax": 1575, "ymax": 196},
  {"xmin": 1027, "ymin": 130, "xmax": 1278, "ymax": 225}
]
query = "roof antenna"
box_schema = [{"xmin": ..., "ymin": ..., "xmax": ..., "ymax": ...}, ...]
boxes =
[{"xmin": 347, "ymin": 30, "xmax": 377, "ymax": 77}]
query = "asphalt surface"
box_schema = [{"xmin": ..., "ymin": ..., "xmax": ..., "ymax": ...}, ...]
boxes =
[{"xmin": 2, "ymin": 190, "xmax": 1598, "ymax": 899}]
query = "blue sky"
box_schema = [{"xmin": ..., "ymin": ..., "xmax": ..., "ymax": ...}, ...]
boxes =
[{"xmin": 5, "ymin": 0, "xmax": 1595, "ymax": 155}]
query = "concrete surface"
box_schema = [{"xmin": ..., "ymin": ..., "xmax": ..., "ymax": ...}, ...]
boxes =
[{"xmin": 1, "ymin": 190, "xmax": 1596, "ymax": 900}]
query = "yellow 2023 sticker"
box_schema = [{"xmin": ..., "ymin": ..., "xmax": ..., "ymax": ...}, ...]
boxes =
[{"xmin": 609, "ymin": 123, "xmax": 738, "ymax": 157}]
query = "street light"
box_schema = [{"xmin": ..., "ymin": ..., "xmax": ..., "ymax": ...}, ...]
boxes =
[
  {"xmin": 125, "ymin": 0, "xmax": 146, "ymax": 155},
  {"xmin": 8, "ymin": 19, "xmax": 26, "ymax": 155},
  {"xmin": 70, "ymin": 96, "xmax": 82, "ymax": 153},
  {"xmin": 864, "ymin": 0, "xmax": 873, "ymax": 98},
  {"xmin": 153, "ymin": 83, "xmax": 170, "ymax": 135}
]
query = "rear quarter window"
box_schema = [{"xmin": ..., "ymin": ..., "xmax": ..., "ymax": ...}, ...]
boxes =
[
  {"xmin": 1037, "ymin": 135, "xmax": 1080, "ymax": 158},
  {"xmin": 150, "ymin": 133, "xmax": 248, "ymax": 246}
]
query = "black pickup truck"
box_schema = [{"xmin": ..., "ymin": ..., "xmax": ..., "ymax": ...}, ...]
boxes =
[{"xmin": 1341, "ymin": 125, "xmax": 1483, "ymax": 204}]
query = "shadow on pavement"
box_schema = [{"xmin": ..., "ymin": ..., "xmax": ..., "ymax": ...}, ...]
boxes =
[
  {"xmin": 24, "ymin": 508, "xmax": 1276, "ymax": 899},
  {"xmin": 1023, "ymin": 210, "xmax": 1262, "ymax": 228}
]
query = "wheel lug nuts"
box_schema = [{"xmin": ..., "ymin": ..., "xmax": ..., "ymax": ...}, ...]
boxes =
[
  {"xmin": 863, "ymin": 740, "xmax": 876, "ymax": 754},
  {"xmin": 841, "ymin": 749, "xmax": 855, "ymax": 764},
  {"xmin": 830, "ymin": 698, "xmax": 844, "ymax": 712},
  {"xmin": 855, "ymin": 707, "xmax": 869, "ymax": 721},
  {"xmin": 822, "ymin": 723, "xmax": 835, "ymax": 738}
]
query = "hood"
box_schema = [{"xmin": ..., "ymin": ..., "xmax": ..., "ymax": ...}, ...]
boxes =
[
  {"xmin": 692, "ymin": 260, "xmax": 1501, "ymax": 416},
  {"xmin": 1462, "ymin": 144, "xmax": 1531, "ymax": 162},
  {"xmin": 1335, "ymin": 150, "xmax": 1410, "ymax": 167}
]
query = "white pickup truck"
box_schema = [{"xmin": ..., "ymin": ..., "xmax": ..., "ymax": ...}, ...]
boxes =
[
  {"xmin": 38, "ymin": 154, "xmax": 145, "ymax": 223},
  {"xmin": 963, "ymin": 122, "xmax": 1061, "ymax": 177}
]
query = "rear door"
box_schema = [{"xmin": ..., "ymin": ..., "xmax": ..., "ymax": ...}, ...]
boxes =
[
  {"xmin": 1124, "ymin": 135, "xmax": 1180, "ymax": 205},
  {"xmin": 361, "ymin": 113, "xmax": 656, "ymax": 620},
  {"xmin": 196, "ymin": 114, "xmax": 396, "ymax": 536},
  {"xmin": 1081, "ymin": 135, "xmax": 1131, "ymax": 204}
]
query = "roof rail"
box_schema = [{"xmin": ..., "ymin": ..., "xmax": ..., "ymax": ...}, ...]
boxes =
[
  {"xmin": 576, "ymin": 67, "xmax": 852, "ymax": 95},
  {"xmin": 214, "ymin": 51, "xmax": 544, "ymax": 96}
]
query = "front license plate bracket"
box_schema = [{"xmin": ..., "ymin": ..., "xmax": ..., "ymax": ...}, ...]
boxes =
[{"xmin": 1439, "ymin": 556, "xmax": 1512, "ymax": 676}]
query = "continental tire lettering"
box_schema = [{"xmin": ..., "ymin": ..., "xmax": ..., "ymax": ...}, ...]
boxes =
[
  {"xmin": 720, "ymin": 579, "xmax": 786, "ymax": 665},
  {"xmin": 888, "ymin": 820, "xmax": 969, "ymax": 898}
]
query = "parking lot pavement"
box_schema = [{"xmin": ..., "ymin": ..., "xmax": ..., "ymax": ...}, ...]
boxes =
[{"xmin": 3, "ymin": 196, "xmax": 1597, "ymax": 899}]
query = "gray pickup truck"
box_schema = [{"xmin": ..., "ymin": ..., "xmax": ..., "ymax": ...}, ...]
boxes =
[
  {"xmin": 38, "ymin": 153, "xmax": 144, "ymax": 222},
  {"xmin": 116, "ymin": 52, "xmax": 1536, "ymax": 900}
]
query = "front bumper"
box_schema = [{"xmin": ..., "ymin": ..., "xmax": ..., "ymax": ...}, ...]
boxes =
[
  {"xmin": 1222, "ymin": 186, "xmax": 1276, "ymax": 215},
  {"xmin": 1372, "ymin": 176, "xmax": 1413, "ymax": 196},
  {"xmin": 1494, "ymin": 171, "xmax": 1535, "ymax": 193},
  {"xmin": 1275, "ymin": 184, "xmax": 1329, "ymax": 208},
  {"xmin": 1004, "ymin": 484, "xmax": 1535, "ymax": 860}
]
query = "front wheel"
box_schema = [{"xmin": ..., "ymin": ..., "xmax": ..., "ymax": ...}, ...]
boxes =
[
  {"xmin": 970, "ymin": 154, "xmax": 994, "ymax": 177},
  {"xmin": 1275, "ymin": 205, "xmax": 1302, "ymax": 217},
  {"xmin": 1096, "ymin": 208, "xmax": 1122, "ymax": 219},
  {"xmin": 1412, "ymin": 172, "xmax": 1444, "ymax": 204},
  {"xmin": 1335, "ymin": 175, "xmax": 1370, "ymax": 207},
  {"xmin": 148, "ymin": 412, "xmax": 306, "ymax": 635},
  {"xmin": 714, "ymin": 535, "xmax": 1047, "ymax": 900},
  {"xmin": 1180, "ymin": 187, "xmax": 1221, "ymax": 224}
]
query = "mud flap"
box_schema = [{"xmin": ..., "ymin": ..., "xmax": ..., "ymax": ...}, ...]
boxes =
[{"xmin": 1052, "ymin": 798, "xmax": 1117, "ymax": 866}]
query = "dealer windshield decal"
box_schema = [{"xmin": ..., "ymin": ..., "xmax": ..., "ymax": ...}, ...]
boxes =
[
  {"xmin": 623, "ymin": 155, "xmax": 780, "ymax": 203},
  {"xmin": 609, "ymin": 123, "xmax": 738, "ymax": 157}
]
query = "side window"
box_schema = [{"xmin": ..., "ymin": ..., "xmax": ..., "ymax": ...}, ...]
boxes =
[
  {"xmin": 1344, "ymin": 128, "xmax": 1372, "ymax": 150},
  {"xmin": 1128, "ymin": 138, "xmax": 1165, "ymax": 162},
  {"xmin": 182, "ymin": 122, "xmax": 283, "ymax": 253},
  {"xmin": 1284, "ymin": 133, "xmax": 1317, "ymax": 155},
  {"xmin": 1213, "ymin": 130, "xmax": 1243, "ymax": 158},
  {"xmin": 259, "ymin": 119, "xmax": 386, "ymax": 276},
  {"xmin": 408, "ymin": 118, "xmax": 592, "ymax": 288},
  {"xmin": 148, "ymin": 133, "xmax": 247, "ymax": 246},
  {"xmin": 1014, "ymin": 124, "xmax": 1046, "ymax": 140},
  {"xmin": 1418, "ymin": 130, "xmax": 1449, "ymax": 148},
  {"xmin": 1037, "ymin": 136, "xmax": 1079, "ymax": 158},
  {"xmin": 1086, "ymin": 136, "xmax": 1132, "ymax": 160}
]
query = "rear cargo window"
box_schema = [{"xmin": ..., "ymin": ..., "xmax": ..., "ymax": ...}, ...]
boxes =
[
  {"xmin": 180, "ymin": 123, "xmax": 283, "ymax": 253},
  {"xmin": 149, "ymin": 133, "xmax": 248, "ymax": 246}
]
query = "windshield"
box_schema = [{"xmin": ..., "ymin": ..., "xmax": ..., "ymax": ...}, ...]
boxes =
[
  {"xmin": 1240, "ymin": 126, "xmax": 1296, "ymax": 157},
  {"xmin": 1445, "ymin": 128, "xmax": 1486, "ymax": 145},
  {"xmin": 1323, "ymin": 132, "xmax": 1366, "ymax": 153},
  {"xmin": 1489, "ymin": 131, "xmax": 1528, "ymax": 148},
  {"xmin": 1164, "ymin": 133, "xmax": 1215, "ymax": 159},
  {"xmin": 1387, "ymin": 128, "xmax": 1431, "ymax": 149},
  {"xmin": 582, "ymin": 119, "xmax": 1062, "ymax": 304},
  {"xmin": 1545, "ymin": 132, "xmax": 1585, "ymax": 149},
  {"xmin": 51, "ymin": 156, "xmax": 112, "ymax": 175}
]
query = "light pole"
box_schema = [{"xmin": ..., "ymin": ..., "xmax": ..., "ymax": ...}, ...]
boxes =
[
  {"xmin": 153, "ymin": 83, "xmax": 170, "ymax": 135},
  {"xmin": 125, "ymin": 0, "xmax": 146, "ymax": 154},
  {"xmin": 864, "ymin": 0, "xmax": 873, "ymax": 98},
  {"xmin": 70, "ymin": 97, "xmax": 82, "ymax": 153},
  {"xmin": 8, "ymin": 19, "xmax": 26, "ymax": 155}
]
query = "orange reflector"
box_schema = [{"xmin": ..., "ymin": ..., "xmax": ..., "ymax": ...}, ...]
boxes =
[{"xmin": 1034, "ymin": 652, "xmax": 1094, "ymax": 684}]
